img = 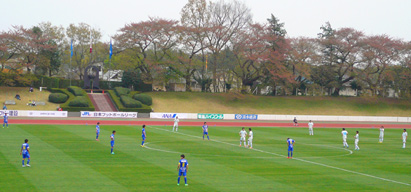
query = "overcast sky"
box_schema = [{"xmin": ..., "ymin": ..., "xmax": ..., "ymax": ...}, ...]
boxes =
[{"xmin": 1, "ymin": 0, "xmax": 410, "ymax": 41}]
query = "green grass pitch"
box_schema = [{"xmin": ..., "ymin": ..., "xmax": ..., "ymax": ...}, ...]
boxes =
[{"xmin": 0, "ymin": 124, "xmax": 410, "ymax": 191}]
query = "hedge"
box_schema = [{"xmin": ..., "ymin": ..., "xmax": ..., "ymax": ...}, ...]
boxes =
[
  {"xmin": 69, "ymin": 96, "xmax": 89, "ymax": 107},
  {"xmin": 68, "ymin": 86, "xmax": 84, "ymax": 96},
  {"xmin": 48, "ymin": 93, "xmax": 68, "ymax": 103},
  {"xmin": 114, "ymin": 87, "xmax": 130, "ymax": 96},
  {"xmin": 107, "ymin": 90, "xmax": 152, "ymax": 113},
  {"xmin": 50, "ymin": 88, "xmax": 95, "ymax": 112},
  {"xmin": 133, "ymin": 94, "xmax": 152, "ymax": 106},
  {"xmin": 120, "ymin": 95, "xmax": 142, "ymax": 108}
]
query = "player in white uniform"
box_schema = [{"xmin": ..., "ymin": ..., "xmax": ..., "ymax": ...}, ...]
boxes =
[
  {"xmin": 354, "ymin": 131, "xmax": 360, "ymax": 150},
  {"xmin": 239, "ymin": 127, "xmax": 247, "ymax": 147},
  {"xmin": 402, "ymin": 129, "xmax": 408, "ymax": 148},
  {"xmin": 379, "ymin": 126, "xmax": 384, "ymax": 143},
  {"xmin": 308, "ymin": 120, "xmax": 314, "ymax": 135},
  {"xmin": 248, "ymin": 128, "xmax": 253, "ymax": 149},
  {"xmin": 173, "ymin": 116, "xmax": 179, "ymax": 132},
  {"xmin": 341, "ymin": 128, "xmax": 349, "ymax": 148}
]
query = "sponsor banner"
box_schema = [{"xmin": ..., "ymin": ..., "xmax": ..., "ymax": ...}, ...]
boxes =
[
  {"xmin": 197, "ymin": 113, "xmax": 224, "ymax": 120},
  {"xmin": 150, "ymin": 113, "xmax": 189, "ymax": 119},
  {"xmin": 235, "ymin": 114, "xmax": 258, "ymax": 120},
  {"xmin": 0, "ymin": 110, "xmax": 19, "ymax": 117},
  {"xmin": 27, "ymin": 111, "xmax": 67, "ymax": 117},
  {"xmin": 81, "ymin": 111, "xmax": 137, "ymax": 118}
]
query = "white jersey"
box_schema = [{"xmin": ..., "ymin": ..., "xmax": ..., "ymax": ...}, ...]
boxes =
[
  {"xmin": 355, "ymin": 133, "xmax": 359, "ymax": 141},
  {"xmin": 249, "ymin": 131, "xmax": 253, "ymax": 139},
  {"xmin": 403, "ymin": 132, "xmax": 408, "ymax": 139},
  {"xmin": 342, "ymin": 130, "xmax": 348, "ymax": 138},
  {"xmin": 380, "ymin": 128, "xmax": 384, "ymax": 135},
  {"xmin": 239, "ymin": 130, "xmax": 247, "ymax": 138},
  {"xmin": 308, "ymin": 122, "xmax": 314, "ymax": 129},
  {"xmin": 174, "ymin": 118, "xmax": 179, "ymax": 123}
]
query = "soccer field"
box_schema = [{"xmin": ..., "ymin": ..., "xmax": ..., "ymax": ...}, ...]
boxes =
[{"xmin": 0, "ymin": 124, "xmax": 410, "ymax": 191}]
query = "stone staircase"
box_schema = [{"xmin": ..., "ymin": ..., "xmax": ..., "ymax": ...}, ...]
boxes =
[{"xmin": 88, "ymin": 93, "xmax": 117, "ymax": 111}]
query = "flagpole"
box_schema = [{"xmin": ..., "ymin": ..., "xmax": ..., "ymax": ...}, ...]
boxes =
[{"xmin": 70, "ymin": 39, "xmax": 73, "ymax": 86}]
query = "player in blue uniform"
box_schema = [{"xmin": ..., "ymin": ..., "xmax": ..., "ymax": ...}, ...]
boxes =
[
  {"xmin": 3, "ymin": 112, "xmax": 9, "ymax": 128},
  {"xmin": 96, "ymin": 122, "xmax": 100, "ymax": 141},
  {"xmin": 110, "ymin": 130, "xmax": 116, "ymax": 154},
  {"xmin": 141, "ymin": 125, "xmax": 146, "ymax": 147},
  {"xmin": 177, "ymin": 154, "xmax": 188, "ymax": 186},
  {"xmin": 20, "ymin": 139, "xmax": 31, "ymax": 167},
  {"xmin": 287, "ymin": 138, "xmax": 295, "ymax": 159},
  {"xmin": 202, "ymin": 122, "xmax": 209, "ymax": 140}
]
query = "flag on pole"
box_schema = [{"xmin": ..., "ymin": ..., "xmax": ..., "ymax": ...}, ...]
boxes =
[
  {"xmin": 205, "ymin": 55, "xmax": 208, "ymax": 72},
  {"xmin": 89, "ymin": 29, "xmax": 92, "ymax": 53},
  {"xmin": 109, "ymin": 39, "xmax": 113, "ymax": 59},
  {"xmin": 70, "ymin": 39, "xmax": 73, "ymax": 58}
]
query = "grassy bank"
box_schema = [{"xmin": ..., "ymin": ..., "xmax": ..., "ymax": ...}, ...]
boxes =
[
  {"xmin": 147, "ymin": 92, "xmax": 411, "ymax": 116},
  {"xmin": 0, "ymin": 87, "xmax": 59, "ymax": 110}
]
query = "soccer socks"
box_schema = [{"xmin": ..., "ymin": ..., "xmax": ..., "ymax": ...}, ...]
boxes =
[
  {"xmin": 27, "ymin": 159, "xmax": 30, "ymax": 165},
  {"xmin": 203, "ymin": 135, "xmax": 205, "ymax": 140},
  {"xmin": 22, "ymin": 160, "xmax": 24, "ymax": 166},
  {"xmin": 291, "ymin": 151, "xmax": 293, "ymax": 157},
  {"xmin": 288, "ymin": 151, "xmax": 290, "ymax": 157},
  {"xmin": 111, "ymin": 148, "xmax": 113, "ymax": 153},
  {"xmin": 403, "ymin": 143, "xmax": 406, "ymax": 148},
  {"xmin": 141, "ymin": 141, "xmax": 145, "ymax": 146},
  {"xmin": 96, "ymin": 135, "xmax": 98, "ymax": 140},
  {"xmin": 178, "ymin": 177, "xmax": 180, "ymax": 184},
  {"xmin": 184, "ymin": 177, "xmax": 187, "ymax": 184},
  {"xmin": 243, "ymin": 141, "xmax": 247, "ymax": 146},
  {"xmin": 207, "ymin": 136, "xmax": 209, "ymax": 140}
]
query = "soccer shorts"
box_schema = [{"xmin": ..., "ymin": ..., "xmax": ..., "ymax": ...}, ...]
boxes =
[
  {"xmin": 288, "ymin": 147, "xmax": 293, "ymax": 151},
  {"xmin": 96, "ymin": 132, "xmax": 100, "ymax": 136},
  {"xmin": 22, "ymin": 153, "xmax": 30, "ymax": 159},
  {"xmin": 343, "ymin": 137, "xmax": 347, "ymax": 142},
  {"xmin": 4, "ymin": 121, "xmax": 7, "ymax": 124},
  {"xmin": 111, "ymin": 141, "xmax": 114, "ymax": 147},
  {"xmin": 179, "ymin": 171, "xmax": 187, "ymax": 176},
  {"xmin": 142, "ymin": 136, "xmax": 146, "ymax": 140},
  {"xmin": 403, "ymin": 138, "xmax": 407, "ymax": 143},
  {"xmin": 248, "ymin": 138, "xmax": 253, "ymax": 142},
  {"xmin": 203, "ymin": 132, "xmax": 208, "ymax": 135},
  {"xmin": 240, "ymin": 137, "xmax": 245, "ymax": 141},
  {"xmin": 174, "ymin": 123, "xmax": 178, "ymax": 126},
  {"xmin": 355, "ymin": 140, "xmax": 359, "ymax": 145}
]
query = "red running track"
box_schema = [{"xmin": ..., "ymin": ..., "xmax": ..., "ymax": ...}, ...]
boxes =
[{"xmin": 9, "ymin": 119, "xmax": 411, "ymax": 129}]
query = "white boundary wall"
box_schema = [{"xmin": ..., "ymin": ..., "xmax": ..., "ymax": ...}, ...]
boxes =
[
  {"xmin": 0, "ymin": 110, "xmax": 68, "ymax": 117},
  {"xmin": 255, "ymin": 114, "xmax": 411, "ymax": 122},
  {"xmin": 150, "ymin": 113, "xmax": 197, "ymax": 119}
]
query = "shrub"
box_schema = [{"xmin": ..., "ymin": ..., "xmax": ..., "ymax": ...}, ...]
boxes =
[
  {"xmin": 69, "ymin": 96, "xmax": 89, "ymax": 107},
  {"xmin": 114, "ymin": 87, "xmax": 130, "ymax": 96},
  {"xmin": 48, "ymin": 93, "xmax": 68, "ymax": 103},
  {"xmin": 120, "ymin": 95, "xmax": 142, "ymax": 108},
  {"xmin": 133, "ymin": 94, "xmax": 152, "ymax": 106},
  {"xmin": 68, "ymin": 86, "xmax": 84, "ymax": 96},
  {"xmin": 107, "ymin": 90, "xmax": 152, "ymax": 112}
]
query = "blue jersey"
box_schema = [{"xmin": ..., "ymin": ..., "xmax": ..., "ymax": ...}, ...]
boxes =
[
  {"xmin": 142, "ymin": 128, "xmax": 146, "ymax": 137},
  {"xmin": 202, "ymin": 125, "xmax": 208, "ymax": 132},
  {"xmin": 111, "ymin": 134, "xmax": 115, "ymax": 141},
  {"xmin": 287, "ymin": 139, "xmax": 295, "ymax": 148},
  {"xmin": 21, "ymin": 143, "xmax": 29, "ymax": 154},
  {"xmin": 96, "ymin": 125, "xmax": 100, "ymax": 132},
  {"xmin": 4, "ymin": 115, "xmax": 8, "ymax": 123},
  {"xmin": 178, "ymin": 159, "xmax": 188, "ymax": 172}
]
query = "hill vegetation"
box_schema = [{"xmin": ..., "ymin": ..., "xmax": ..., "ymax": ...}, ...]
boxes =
[{"xmin": 147, "ymin": 92, "xmax": 411, "ymax": 116}]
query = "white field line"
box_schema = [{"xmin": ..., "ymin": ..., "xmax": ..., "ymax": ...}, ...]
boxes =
[{"xmin": 150, "ymin": 126, "xmax": 411, "ymax": 187}]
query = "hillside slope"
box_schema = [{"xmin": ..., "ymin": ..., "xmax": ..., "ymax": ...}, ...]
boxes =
[
  {"xmin": 0, "ymin": 87, "xmax": 59, "ymax": 110},
  {"xmin": 147, "ymin": 92, "xmax": 411, "ymax": 116}
]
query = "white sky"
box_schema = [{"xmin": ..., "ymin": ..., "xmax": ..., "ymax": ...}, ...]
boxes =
[{"xmin": 1, "ymin": 0, "xmax": 410, "ymax": 41}]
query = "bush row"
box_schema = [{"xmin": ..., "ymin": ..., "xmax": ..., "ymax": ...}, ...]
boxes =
[
  {"xmin": 120, "ymin": 95, "xmax": 142, "ymax": 108},
  {"xmin": 107, "ymin": 90, "xmax": 152, "ymax": 113},
  {"xmin": 50, "ymin": 88, "xmax": 95, "ymax": 112},
  {"xmin": 133, "ymin": 94, "xmax": 152, "ymax": 106},
  {"xmin": 68, "ymin": 86, "xmax": 84, "ymax": 96},
  {"xmin": 69, "ymin": 96, "xmax": 89, "ymax": 107},
  {"xmin": 48, "ymin": 93, "xmax": 68, "ymax": 103},
  {"xmin": 114, "ymin": 87, "xmax": 130, "ymax": 96}
]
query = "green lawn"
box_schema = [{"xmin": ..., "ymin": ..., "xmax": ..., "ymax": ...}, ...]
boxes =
[
  {"xmin": 147, "ymin": 92, "xmax": 411, "ymax": 116},
  {"xmin": 0, "ymin": 124, "xmax": 410, "ymax": 191}
]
